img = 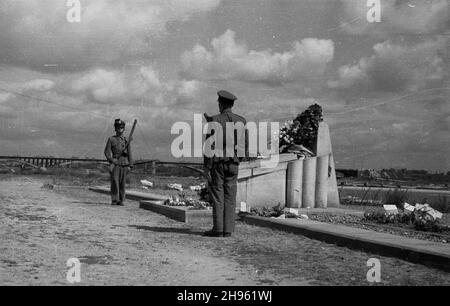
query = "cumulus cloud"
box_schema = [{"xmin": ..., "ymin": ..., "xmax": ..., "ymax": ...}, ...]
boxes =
[
  {"xmin": 0, "ymin": 0, "xmax": 222, "ymax": 71},
  {"xmin": 340, "ymin": 0, "xmax": 448, "ymax": 35},
  {"xmin": 20, "ymin": 79, "xmax": 55, "ymax": 91},
  {"xmin": 71, "ymin": 66, "xmax": 166, "ymax": 104},
  {"xmin": 0, "ymin": 77, "xmax": 55, "ymax": 109},
  {"xmin": 71, "ymin": 65, "xmax": 205, "ymax": 106},
  {"xmin": 176, "ymin": 80, "xmax": 204, "ymax": 98},
  {"xmin": 72, "ymin": 69, "xmax": 127, "ymax": 103},
  {"xmin": 0, "ymin": 77, "xmax": 56, "ymax": 93},
  {"xmin": 328, "ymin": 37, "xmax": 447, "ymax": 92},
  {"xmin": 392, "ymin": 122, "xmax": 409, "ymax": 132},
  {"xmin": 181, "ymin": 30, "xmax": 334, "ymax": 84},
  {"xmin": 0, "ymin": 93, "xmax": 13, "ymax": 103}
]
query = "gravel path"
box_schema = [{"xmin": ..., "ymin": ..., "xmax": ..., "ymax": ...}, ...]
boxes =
[{"xmin": 1, "ymin": 175, "xmax": 449, "ymax": 285}]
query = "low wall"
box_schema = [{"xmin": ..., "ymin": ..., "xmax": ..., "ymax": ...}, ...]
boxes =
[{"xmin": 237, "ymin": 154, "xmax": 297, "ymax": 208}]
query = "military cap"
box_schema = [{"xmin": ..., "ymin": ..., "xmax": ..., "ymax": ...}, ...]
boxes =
[
  {"xmin": 114, "ymin": 118, "xmax": 125, "ymax": 128},
  {"xmin": 217, "ymin": 90, "xmax": 237, "ymax": 102}
]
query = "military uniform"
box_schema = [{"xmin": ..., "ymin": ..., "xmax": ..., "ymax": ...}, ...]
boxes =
[
  {"xmin": 204, "ymin": 91, "xmax": 247, "ymax": 237},
  {"xmin": 104, "ymin": 119, "xmax": 133, "ymax": 205}
]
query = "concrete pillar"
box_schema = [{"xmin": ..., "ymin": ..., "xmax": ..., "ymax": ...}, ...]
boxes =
[
  {"xmin": 316, "ymin": 122, "xmax": 332, "ymax": 156},
  {"xmin": 315, "ymin": 155, "xmax": 329, "ymax": 208},
  {"xmin": 302, "ymin": 157, "xmax": 316, "ymax": 208},
  {"xmin": 286, "ymin": 158, "xmax": 303, "ymax": 208},
  {"xmin": 316, "ymin": 121, "xmax": 340, "ymax": 207}
]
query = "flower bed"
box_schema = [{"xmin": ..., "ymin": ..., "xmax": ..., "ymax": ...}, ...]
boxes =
[
  {"xmin": 246, "ymin": 203, "xmax": 450, "ymax": 244},
  {"xmin": 248, "ymin": 204, "xmax": 299, "ymax": 219},
  {"xmin": 163, "ymin": 194, "xmax": 211, "ymax": 210},
  {"xmin": 307, "ymin": 212, "xmax": 450, "ymax": 244}
]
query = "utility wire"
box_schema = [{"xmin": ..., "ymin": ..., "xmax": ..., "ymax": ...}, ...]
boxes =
[{"xmin": 0, "ymin": 87, "xmax": 110, "ymax": 119}]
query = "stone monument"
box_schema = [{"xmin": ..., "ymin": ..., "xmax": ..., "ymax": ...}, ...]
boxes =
[{"xmin": 237, "ymin": 121, "xmax": 340, "ymax": 209}]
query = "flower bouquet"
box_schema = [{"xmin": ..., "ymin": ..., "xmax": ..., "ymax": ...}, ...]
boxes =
[{"xmin": 279, "ymin": 103, "xmax": 323, "ymax": 155}]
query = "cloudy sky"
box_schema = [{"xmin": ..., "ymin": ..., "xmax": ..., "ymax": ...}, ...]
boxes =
[{"xmin": 0, "ymin": 0, "xmax": 448, "ymax": 170}]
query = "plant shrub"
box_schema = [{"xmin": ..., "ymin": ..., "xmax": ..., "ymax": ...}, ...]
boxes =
[
  {"xmin": 383, "ymin": 188, "xmax": 409, "ymax": 206},
  {"xmin": 279, "ymin": 103, "xmax": 323, "ymax": 153}
]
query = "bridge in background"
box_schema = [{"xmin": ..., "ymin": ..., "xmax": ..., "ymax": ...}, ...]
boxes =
[
  {"xmin": 0, "ymin": 155, "xmax": 359, "ymax": 177},
  {"xmin": 0, "ymin": 155, "xmax": 202, "ymax": 174}
]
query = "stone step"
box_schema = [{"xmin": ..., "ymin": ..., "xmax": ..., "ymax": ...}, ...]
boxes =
[
  {"xmin": 139, "ymin": 200, "xmax": 212, "ymax": 224},
  {"xmin": 88, "ymin": 186, "xmax": 169, "ymax": 202}
]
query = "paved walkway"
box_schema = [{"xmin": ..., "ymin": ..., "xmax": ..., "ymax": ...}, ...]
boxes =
[
  {"xmin": 90, "ymin": 186, "xmax": 449, "ymax": 271},
  {"xmin": 2, "ymin": 176, "xmax": 450, "ymax": 285},
  {"xmin": 242, "ymin": 216, "xmax": 450, "ymax": 271}
]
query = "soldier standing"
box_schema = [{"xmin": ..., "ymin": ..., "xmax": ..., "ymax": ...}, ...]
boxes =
[
  {"xmin": 203, "ymin": 90, "xmax": 247, "ymax": 237},
  {"xmin": 104, "ymin": 119, "xmax": 133, "ymax": 206}
]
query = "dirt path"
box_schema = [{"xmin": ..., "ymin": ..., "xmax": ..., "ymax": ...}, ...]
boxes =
[{"xmin": 1, "ymin": 175, "xmax": 449, "ymax": 285}]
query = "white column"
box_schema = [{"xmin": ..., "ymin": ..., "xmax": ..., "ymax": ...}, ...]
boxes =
[
  {"xmin": 302, "ymin": 157, "xmax": 316, "ymax": 208},
  {"xmin": 315, "ymin": 155, "xmax": 329, "ymax": 208},
  {"xmin": 286, "ymin": 158, "xmax": 303, "ymax": 208}
]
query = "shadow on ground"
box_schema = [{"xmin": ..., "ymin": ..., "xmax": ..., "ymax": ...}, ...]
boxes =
[
  {"xmin": 128, "ymin": 225, "xmax": 204, "ymax": 236},
  {"xmin": 71, "ymin": 201, "xmax": 111, "ymax": 206}
]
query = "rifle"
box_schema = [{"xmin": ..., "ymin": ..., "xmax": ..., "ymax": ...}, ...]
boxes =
[{"xmin": 109, "ymin": 119, "xmax": 138, "ymax": 172}]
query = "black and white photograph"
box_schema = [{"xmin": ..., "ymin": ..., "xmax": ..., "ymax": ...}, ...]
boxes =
[{"xmin": 0, "ymin": 0, "xmax": 449, "ymax": 290}]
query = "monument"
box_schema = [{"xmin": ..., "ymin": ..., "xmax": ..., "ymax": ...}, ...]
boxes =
[{"xmin": 237, "ymin": 122, "xmax": 340, "ymax": 209}]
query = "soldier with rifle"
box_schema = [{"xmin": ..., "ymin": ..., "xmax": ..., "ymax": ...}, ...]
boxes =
[{"xmin": 104, "ymin": 118, "xmax": 137, "ymax": 206}]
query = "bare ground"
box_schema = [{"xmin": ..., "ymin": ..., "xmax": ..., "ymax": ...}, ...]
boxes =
[{"xmin": 0, "ymin": 175, "xmax": 449, "ymax": 286}]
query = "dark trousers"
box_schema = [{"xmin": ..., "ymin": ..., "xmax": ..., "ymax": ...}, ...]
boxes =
[
  {"xmin": 209, "ymin": 161, "xmax": 239, "ymax": 233},
  {"xmin": 110, "ymin": 165, "xmax": 128, "ymax": 204}
]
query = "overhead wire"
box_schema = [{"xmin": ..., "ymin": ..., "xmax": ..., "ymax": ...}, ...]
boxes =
[{"xmin": 1, "ymin": 84, "xmax": 448, "ymax": 158}]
